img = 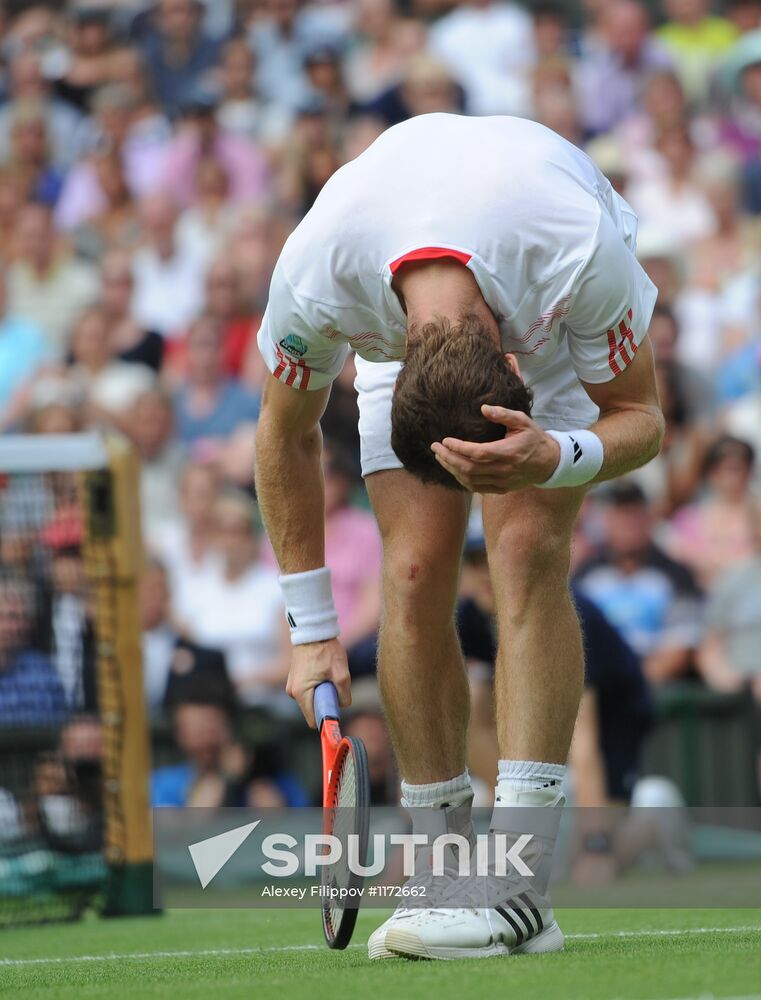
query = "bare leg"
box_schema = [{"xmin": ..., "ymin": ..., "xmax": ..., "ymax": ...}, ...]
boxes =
[
  {"xmin": 482, "ymin": 485, "xmax": 588, "ymax": 764},
  {"xmin": 366, "ymin": 469, "xmax": 470, "ymax": 782}
]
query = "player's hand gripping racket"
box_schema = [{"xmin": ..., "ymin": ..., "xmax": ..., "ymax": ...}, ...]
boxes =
[{"xmin": 313, "ymin": 681, "xmax": 370, "ymax": 949}]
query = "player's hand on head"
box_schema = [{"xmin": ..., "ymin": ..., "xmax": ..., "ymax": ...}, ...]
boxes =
[
  {"xmin": 286, "ymin": 638, "xmax": 351, "ymax": 728},
  {"xmin": 430, "ymin": 405, "xmax": 561, "ymax": 494}
]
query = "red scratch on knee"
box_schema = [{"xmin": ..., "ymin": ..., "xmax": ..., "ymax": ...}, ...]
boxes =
[{"xmin": 408, "ymin": 564, "xmax": 419, "ymax": 581}]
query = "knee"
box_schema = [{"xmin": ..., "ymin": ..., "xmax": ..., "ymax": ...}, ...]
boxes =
[
  {"xmin": 490, "ymin": 519, "xmax": 573, "ymax": 603},
  {"xmin": 382, "ymin": 544, "xmax": 460, "ymax": 626}
]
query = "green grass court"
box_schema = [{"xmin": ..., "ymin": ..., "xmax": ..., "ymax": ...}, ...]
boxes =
[{"xmin": 2, "ymin": 907, "xmax": 760, "ymax": 999}]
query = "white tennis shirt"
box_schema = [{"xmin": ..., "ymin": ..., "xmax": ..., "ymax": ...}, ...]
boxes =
[{"xmin": 258, "ymin": 114, "xmax": 657, "ymax": 392}]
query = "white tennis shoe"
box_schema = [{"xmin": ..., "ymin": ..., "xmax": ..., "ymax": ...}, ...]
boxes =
[
  {"xmin": 383, "ymin": 901, "xmax": 564, "ymax": 960},
  {"xmin": 367, "ymin": 908, "xmax": 410, "ymax": 960}
]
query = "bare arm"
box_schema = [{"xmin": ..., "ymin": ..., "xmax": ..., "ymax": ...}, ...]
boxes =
[
  {"xmin": 432, "ymin": 336, "xmax": 665, "ymax": 493},
  {"xmin": 254, "ymin": 374, "xmax": 330, "ymax": 573},
  {"xmin": 696, "ymin": 630, "xmax": 745, "ymax": 692},
  {"xmin": 644, "ymin": 646, "xmax": 692, "ymax": 685},
  {"xmin": 581, "ymin": 336, "xmax": 665, "ymax": 483},
  {"xmin": 254, "ymin": 374, "xmax": 351, "ymax": 725}
]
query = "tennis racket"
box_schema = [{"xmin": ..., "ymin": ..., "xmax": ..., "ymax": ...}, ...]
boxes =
[{"xmin": 313, "ymin": 681, "xmax": 370, "ymax": 949}]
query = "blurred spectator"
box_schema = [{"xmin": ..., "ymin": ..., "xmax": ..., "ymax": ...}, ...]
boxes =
[
  {"xmin": 626, "ymin": 123, "xmax": 716, "ymax": 245},
  {"xmin": 68, "ymin": 304, "xmax": 155, "ymax": 420},
  {"xmin": 248, "ymin": 0, "xmax": 349, "ymax": 112},
  {"xmin": 569, "ymin": 589, "xmax": 653, "ymax": 809},
  {"xmin": 68, "ymin": 148, "xmax": 140, "ymax": 261},
  {"xmin": 0, "ymin": 271, "xmax": 50, "ymax": 417},
  {"xmin": 698, "ymin": 505, "xmax": 761, "ymax": 699},
  {"xmin": 138, "ymin": 0, "xmax": 222, "ymax": 116},
  {"xmin": 648, "ymin": 305, "xmax": 716, "ymax": 424},
  {"xmin": 141, "ymin": 558, "xmax": 180, "ymax": 712},
  {"xmin": 277, "ymin": 108, "xmax": 342, "ymax": 212},
  {"xmin": 52, "ymin": 5, "xmax": 116, "ymax": 112},
  {"xmin": 101, "ymin": 250, "xmax": 164, "ymax": 372},
  {"xmin": 151, "ymin": 675, "xmax": 244, "ymax": 806},
  {"xmin": 148, "ymin": 461, "xmax": 223, "ymax": 623},
  {"xmin": 6, "ymin": 202, "xmax": 99, "ymax": 356},
  {"xmin": 131, "ymin": 192, "xmax": 207, "ymax": 337},
  {"xmin": 727, "ymin": 0, "xmax": 761, "ymax": 33},
  {"xmin": 0, "ymin": 50, "xmax": 86, "ymax": 171},
  {"xmin": 40, "ymin": 508, "xmax": 96, "ymax": 712},
  {"xmin": 128, "ymin": 388, "xmax": 184, "ymax": 537},
  {"xmin": 172, "ymin": 314, "xmax": 260, "ymax": 449},
  {"xmin": 0, "ymin": 575, "xmax": 67, "ymax": 727},
  {"xmin": 578, "ymin": 0, "xmax": 674, "ymax": 136},
  {"xmin": 656, "ymin": 0, "xmax": 738, "ymax": 102},
  {"xmin": 717, "ymin": 29, "xmax": 761, "ymax": 165},
  {"xmin": 29, "ymin": 717, "xmax": 104, "ymax": 851},
  {"xmin": 635, "ymin": 224, "xmax": 685, "ymax": 309},
  {"xmin": 304, "ymin": 44, "xmax": 357, "ymax": 127},
  {"xmin": 140, "ymin": 558, "xmax": 229, "ymax": 717},
  {"xmin": 0, "ymin": 165, "xmax": 27, "ymax": 262},
  {"xmin": 689, "ymin": 154, "xmax": 752, "ymax": 294},
  {"xmin": 575, "ymin": 482, "xmax": 704, "ymax": 685},
  {"xmin": 159, "ymin": 89, "xmax": 270, "ymax": 208},
  {"xmin": 205, "ymin": 255, "xmax": 258, "ymax": 377},
  {"xmin": 428, "ymin": 0, "xmax": 535, "ymax": 116},
  {"xmin": 723, "ymin": 364, "xmax": 761, "ymax": 458},
  {"xmin": 532, "ymin": 1, "xmax": 575, "ymax": 61},
  {"xmin": 152, "ymin": 674, "xmax": 306, "ymax": 806},
  {"xmin": 365, "ymin": 53, "xmax": 464, "ymax": 127},
  {"xmin": 168, "ymin": 254, "xmax": 260, "ymax": 382},
  {"xmin": 631, "ymin": 305, "xmax": 714, "ymax": 512},
  {"xmin": 320, "ymin": 354, "xmax": 361, "ymax": 466},
  {"xmin": 182, "ymin": 489, "xmax": 289, "ymax": 707},
  {"xmin": 6, "ymin": 100, "xmax": 63, "ymax": 206},
  {"xmin": 215, "ymin": 36, "xmax": 291, "ymax": 147},
  {"xmin": 344, "ymin": 0, "xmax": 425, "ymax": 103},
  {"xmin": 667, "ymin": 435, "xmax": 759, "ymax": 586},
  {"xmin": 616, "ymin": 68, "xmax": 689, "ymax": 165},
  {"xmin": 54, "ymin": 81, "xmax": 171, "ymax": 233},
  {"xmin": 175, "ymin": 157, "xmax": 236, "ymax": 260},
  {"xmin": 322, "ymin": 439, "xmax": 381, "ymax": 646}
]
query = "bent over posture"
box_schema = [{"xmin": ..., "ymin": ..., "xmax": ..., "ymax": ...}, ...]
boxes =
[{"xmin": 255, "ymin": 113, "xmax": 663, "ymax": 960}]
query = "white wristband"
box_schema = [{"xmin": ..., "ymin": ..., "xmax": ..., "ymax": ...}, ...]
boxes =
[
  {"xmin": 279, "ymin": 567, "xmax": 340, "ymax": 646},
  {"xmin": 536, "ymin": 429, "xmax": 604, "ymax": 489}
]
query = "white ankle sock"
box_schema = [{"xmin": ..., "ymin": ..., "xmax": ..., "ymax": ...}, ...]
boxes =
[
  {"xmin": 400, "ymin": 770, "xmax": 473, "ymax": 809},
  {"xmin": 495, "ymin": 759, "xmax": 566, "ymax": 806}
]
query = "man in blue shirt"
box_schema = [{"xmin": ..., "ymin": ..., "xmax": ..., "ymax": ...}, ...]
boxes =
[
  {"xmin": 0, "ymin": 580, "xmax": 67, "ymax": 727},
  {"xmin": 173, "ymin": 315, "xmax": 260, "ymax": 447}
]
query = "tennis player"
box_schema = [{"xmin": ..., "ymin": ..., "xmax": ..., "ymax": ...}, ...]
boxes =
[{"xmin": 254, "ymin": 113, "xmax": 664, "ymax": 960}]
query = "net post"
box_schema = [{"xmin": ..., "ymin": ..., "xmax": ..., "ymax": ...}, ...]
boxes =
[{"xmin": 85, "ymin": 433, "xmax": 155, "ymax": 917}]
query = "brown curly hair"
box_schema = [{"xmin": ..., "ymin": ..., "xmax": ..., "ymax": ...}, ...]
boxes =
[{"xmin": 390, "ymin": 315, "xmax": 533, "ymax": 490}]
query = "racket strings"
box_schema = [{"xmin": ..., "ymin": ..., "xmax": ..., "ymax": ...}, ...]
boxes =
[{"xmin": 325, "ymin": 744, "xmax": 358, "ymax": 935}]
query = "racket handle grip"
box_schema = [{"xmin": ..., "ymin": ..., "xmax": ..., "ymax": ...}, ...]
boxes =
[{"xmin": 313, "ymin": 681, "xmax": 340, "ymax": 728}]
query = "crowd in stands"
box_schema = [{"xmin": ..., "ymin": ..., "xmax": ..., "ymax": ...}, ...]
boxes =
[{"xmin": 1, "ymin": 0, "xmax": 761, "ymax": 813}]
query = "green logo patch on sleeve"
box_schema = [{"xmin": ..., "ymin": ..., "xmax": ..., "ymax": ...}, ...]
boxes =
[{"xmin": 278, "ymin": 333, "xmax": 308, "ymax": 358}]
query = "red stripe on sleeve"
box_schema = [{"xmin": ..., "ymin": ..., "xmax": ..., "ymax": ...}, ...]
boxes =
[
  {"xmin": 273, "ymin": 346, "xmax": 288, "ymax": 379},
  {"xmin": 607, "ymin": 328, "xmax": 623, "ymax": 376}
]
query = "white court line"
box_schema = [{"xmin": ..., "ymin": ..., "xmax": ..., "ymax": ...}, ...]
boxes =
[
  {"xmin": 648, "ymin": 996, "xmax": 761, "ymax": 1000},
  {"xmin": 1, "ymin": 924, "xmax": 760, "ymax": 968}
]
